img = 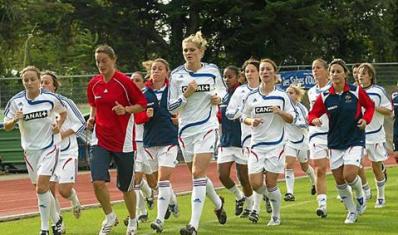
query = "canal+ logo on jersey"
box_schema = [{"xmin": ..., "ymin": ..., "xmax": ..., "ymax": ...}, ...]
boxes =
[
  {"xmin": 24, "ymin": 110, "xmax": 48, "ymax": 121},
  {"xmin": 182, "ymin": 84, "xmax": 211, "ymax": 93},
  {"xmin": 255, "ymin": 106, "xmax": 280, "ymax": 114}
]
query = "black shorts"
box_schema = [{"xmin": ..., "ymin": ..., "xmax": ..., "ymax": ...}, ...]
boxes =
[{"xmin": 90, "ymin": 145, "xmax": 135, "ymax": 192}]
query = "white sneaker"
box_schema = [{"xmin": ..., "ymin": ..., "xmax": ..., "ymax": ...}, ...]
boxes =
[
  {"xmin": 267, "ymin": 216, "xmax": 281, "ymax": 226},
  {"xmin": 126, "ymin": 222, "xmax": 137, "ymax": 235},
  {"xmin": 375, "ymin": 198, "xmax": 385, "ymax": 208},
  {"xmin": 99, "ymin": 215, "xmax": 119, "ymax": 235},
  {"xmin": 316, "ymin": 206, "xmax": 327, "ymax": 218},
  {"xmin": 72, "ymin": 201, "xmax": 81, "ymax": 219},
  {"xmin": 356, "ymin": 196, "xmax": 367, "ymax": 215},
  {"xmin": 344, "ymin": 212, "xmax": 358, "ymax": 224},
  {"xmin": 364, "ymin": 189, "xmax": 372, "ymax": 200},
  {"xmin": 336, "ymin": 194, "xmax": 343, "ymax": 202}
]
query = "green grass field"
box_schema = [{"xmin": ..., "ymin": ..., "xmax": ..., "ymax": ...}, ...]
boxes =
[{"xmin": 1, "ymin": 168, "xmax": 397, "ymax": 235}]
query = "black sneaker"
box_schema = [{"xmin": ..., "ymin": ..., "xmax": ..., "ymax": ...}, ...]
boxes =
[
  {"xmin": 214, "ymin": 196, "xmax": 227, "ymax": 224},
  {"xmin": 52, "ymin": 216, "xmax": 63, "ymax": 235},
  {"xmin": 138, "ymin": 213, "xmax": 148, "ymax": 223},
  {"xmin": 235, "ymin": 197, "xmax": 245, "ymax": 216},
  {"xmin": 284, "ymin": 193, "xmax": 295, "ymax": 201},
  {"xmin": 180, "ymin": 224, "xmax": 197, "ymax": 235},
  {"xmin": 248, "ymin": 210, "xmax": 259, "ymax": 223},
  {"xmin": 240, "ymin": 208, "xmax": 251, "ymax": 218},
  {"xmin": 164, "ymin": 206, "xmax": 171, "ymax": 220},
  {"xmin": 39, "ymin": 231, "xmax": 49, "ymax": 235},
  {"xmin": 264, "ymin": 196, "xmax": 272, "ymax": 213},
  {"xmin": 311, "ymin": 185, "xmax": 316, "ymax": 195},
  {"xmin": 150, "ymin": 219, "xmax": 164, "ymax": 233},
  {"xmin": 146, "ymin": 193, "xmax": 154, "ymax": 210},
  {"xmin": 123, "ymin": 216, "xmax": 129, "ymax": 226}
]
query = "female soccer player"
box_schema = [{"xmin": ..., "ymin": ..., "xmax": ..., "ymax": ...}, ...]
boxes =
[
  {"xmin": 4, "ymin": 66, "xmax": 66, "ymax": 235},
  {"xmin": 308, "ymin": 59, "xmax": 374, "ymax": 224},
  {"xmin": 307, "ymin": 58, "xmax": 330, "ymax": 217},
  {"xmin": 134, "ymin": 58, "xmax": 179, "ymax": 233},
  {"xmin": 41, "ymin": 71, "xmax": 85, "ymax": 231},
  {"xmin": 241, "ymin": 58, "xmax": 296, "ymax": 226},
  {"xmin": 86, "ymin": 45, "xmax": 147, "ymax": 235},
  {"xmin": 357, "ymin": 62, "xmax": 392, "ymax": 208},
  {"xmin": 168, "ymin": 31, "xmax": 227, "ymax": 235}
]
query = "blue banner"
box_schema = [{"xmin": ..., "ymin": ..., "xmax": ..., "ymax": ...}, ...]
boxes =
[{"xmin": 279, "ymin": 70, "xmax": 315, "ymax": 90}]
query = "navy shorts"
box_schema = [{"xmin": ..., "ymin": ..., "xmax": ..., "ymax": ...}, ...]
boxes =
[{"xmin": 90, "ymin": 145, "xmax": 135, "ymax": 192}]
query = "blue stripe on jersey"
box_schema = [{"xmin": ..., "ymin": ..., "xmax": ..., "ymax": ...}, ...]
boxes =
[
  {"xmin": 291, "ymin": 135, "xmax": 304, "ymax": 144},
  {"xmin": 189, "ymin": 72, "xmax": 216, "ymax": 82},
  {"xmin": 367, "ymin": 92, "xmax": 381, "ymax": 103},
  {"xmin": 226, "ymin": 109, "xmax": 239, "ymax": 120},
  {"xmin": 26, "ymin": 99, "xmax": 54, "ymax": 109},
  {"xmin": 62, "ymin": 97, "xmax": 86, "ymax": 124},
  {"xmin": 179, "ymin": 108, "xmax": 212, "ymax": 136},
  {"xmin": 252, "ymin": 131, "xmax": 284, "ymax": 148},
  {"xmin": 4, "ymin": 91, "xmax": 26, "ymax": 116},
  {"xmin": 241, "ymin": 134, "xmax": 251, "ymax": 146},
  {"xmin": 168, "ymin": 97, "xmax": 183, "ymax": 111},
  {"xmin": 260, "ymin": 96, "xmax": 286, "ymax": 109},
  {"xmin": 76, "ymin": 125, "xmax": 86, "ymax": 136},
  {"xmin": 365, "ymin": 125, "xmax": 382, "ymax": 135},
  {"xmin": 309, "ymin": 131, "xmax": 328, "ymax": 141},
  {"xmin": 43, "ymin": 135, "xmax": 54, "ymax": 150},
  {"xmin": 42, "ymin": 90, "xmax": 66, "ymax": 107},
  {"xmin": 61, "ymin": 137, "xmax": 71, "ymax": 152}
]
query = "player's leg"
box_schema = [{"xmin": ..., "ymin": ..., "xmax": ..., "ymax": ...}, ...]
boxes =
[
  {"xmin": 297, "ymin": 150, "xmax": 316, "ymax": 195},
  {"xmin": 368, "ymin": 143, "xmax": 388, "ymax": 208},
  {"xmin": 310, "ymin": 144, "xmax": 329, "ymax": 218},
  {"xmin": 284, "ymin": 155, "xmax": 296, "ymax": 201}
]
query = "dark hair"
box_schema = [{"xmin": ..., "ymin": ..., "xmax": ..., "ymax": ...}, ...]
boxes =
[
  {"xmin": 95, "ymin": 44, "xmax": 117, "ymax": 60},
  {"xmin": 241, "ymin": 58, "xmax": 260, "ymax": 72},
  {"xmin": 352, "ymin": 63, "xmax": 361, "ymax": 69},
  {"xmin": 224, "ymin": 65, "xmax": 240, "ymax": 77},
  {"xmin": 41, "ymin": 70, "xmax": 60, "ymax": 92},
  {"xmin": 329, "ymin": 58, "xmax": 350, "ymax": 75},
  {"xmin": 358, "ymin": 63, "xmax": 376, "ymax": 85}
]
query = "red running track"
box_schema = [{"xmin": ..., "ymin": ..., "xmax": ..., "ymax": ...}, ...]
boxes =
[{"xmin": 0, "ymin": 158, "xmax": 396, "ymax": 221}]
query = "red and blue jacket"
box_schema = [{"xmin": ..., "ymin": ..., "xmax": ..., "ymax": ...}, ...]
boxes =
[{"xmin": 308, "ymin": 83, "xmax": 375, "ymax": 150}]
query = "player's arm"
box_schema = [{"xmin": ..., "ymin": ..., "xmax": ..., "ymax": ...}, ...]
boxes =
[
  {"xmin": 308, "ymin": 94, "xmax": 327, "ymax": 126},
  {"xmin": 61, "ymin": 99, "xmax": 86, "ymax": 139},
  {"xmin": 3, "ymin": 101, "xmax": 22, "ymax": 131},
  {"xmin": 376, "ymin": 89, "xmax": 393, "ymax": 116},
  {"xmin": 168, "ymin": 76, "xmax": 188, "ymax": 114}
]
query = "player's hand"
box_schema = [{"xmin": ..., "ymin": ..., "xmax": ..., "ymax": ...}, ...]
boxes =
[
  {"xmin": 146, "ymin": 108, "xmax": 154, "ymax": 118},
  {"xmin": 211, "ymin": 94, "xmax": 221, "ymax": 105},
  {"xmin": 311, "ymin": 118, "xmax": 322, "ymax": 127},
  {"xmin": 112, "ymin": 101, "xmax": 126, "ymax": 115},
  {"xmin": 357, "ymin": 118, "xmax": 367, "ymax": 130},
  {"xmin": 14, "ymin": 110, "xmax": 24, "ymax": 123},
  {"xmin": 87, "ymin": 117, "xmax": 95, "ymax": 130},
  {"xmin": 184, "ymin": 80, "xmax": 197, "ymax": 98},
  {"xmin": 171, "ymin": 114, "xmax": 179, "ymax": 126},
  {"xmin": 272, "ymin": 106, "xmax": 281, "ymax": 114},
  {"xmin": 52, "ymin": 122, "xmax": 60, "ymax": 134},
  {"xmin": 252, "ymin": 118, "xmax": 263, "ymax": 127}
]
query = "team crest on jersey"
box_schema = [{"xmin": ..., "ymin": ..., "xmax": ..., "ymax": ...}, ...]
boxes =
[
  {"xmin": 182, "ymin": 84, "xmax": 211, "ymax": 93},
  {"xmin": 24, "ymin": 110, "xmax": 48, "ymax": 121},
  {"xmin": 345, "ymin": 94, "xmax": 352, "ymax": 103},
  {"xmin": 255, "ymin": 106, "xmax": 279, "ymax": 114}
]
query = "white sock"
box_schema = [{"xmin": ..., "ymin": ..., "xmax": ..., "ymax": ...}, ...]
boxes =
[
  {"xmin": 106, "ymin": 211, "xmax": 116, "ymax": 222},
  {"xmin": 246, "ymin": 193, "xmax": 254, "ymax": 210},
  {"xmin": 157, "ymin": 181, "xmax": 171, "ymax": 222},
  {"xmin": 54, "ymin": 196, "xmax": 61, "ymax": 215},
  {"xmin": 37, "ymin": 191, "xmax": 51, "ymax": 230},
  {"xmin": 267, "ymin": 186, "xmax": 281, "ymax": 218},
  {"xmin": 206, "ymin": 178, "xmax": 222, "ymax": 210},
  {"xmin": 337, "ymin": 184, "xmax": 356, "ymax": 213},
  {"xmin": 128, "ymin": 217, "xmax": 137, "ymax": 229},
  {"xmin": 348, "ymin": 176, "xmax": 364, "ymax": 199},
  {"xmin": 305, "ymin": 166, "xmax": 316, "ymax": 186},
  {"xmin": 48, "ymin": 192, "xmax": 60, "ymax": 224},
  {"xmin": 252, "ymin": 191, "xmax": 262, "ymax": 212},
  {"xmin": 140, "ymin": 180, "xmax": 152, "ymax": 198},
  {"xmin": 227, "ymin": 184, "xmax": 244, "ymax": 200},
  {"xmin": 376, "ymin": 178, "xmax": 386, "ymax": 199},
  {"xmin": 134, "ymin": 185, "xmax": 146, "ymax": 215},
  {"xmin": 190, "ymin": 178, "xmax": 207, "ymax": 230},
  {"xmin": 68, "ymin": 188, "xmax": 80, "ymax": 207},
  {"xmin": 170, "ymin": 187, "xmax": 177, "ymax": 206},
  {"xmin": 285, "ymin": 169, "xmax": 295, "ymax": 194},
  {"xmin": 317, "ymin": 194, "xmax": 327, "ymax": 208}
]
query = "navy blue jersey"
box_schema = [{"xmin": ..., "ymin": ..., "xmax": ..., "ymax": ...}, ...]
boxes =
[
  {"xmin": 392, "ymin": 91, "xmax": 398, "ymax": 149},
  {"xmin": 219, "ymin": 87, "xmax": 242, "ymax": 147}
]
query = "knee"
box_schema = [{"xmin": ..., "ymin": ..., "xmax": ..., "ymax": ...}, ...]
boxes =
[
  {"xmin": 218, "ymin": 170, "xmax": 230, "ymax": 183},
  {"xmin": 93, "ymin": 181, "xmax": 106, "ymax": 190},
  {"xmin": 317, "ymin": 166, "xmax": 327, "ymax": 176},
  {"xmin": 344, "ymin": 173, "xmax": 356, "ymax": 183},
  {"xmin": 36, "ymin": 184, "xmax": 49, "ymax": 194},
  {"xmin": 58, "ymin": 187, "xmax": 72, "ymax": 198}
]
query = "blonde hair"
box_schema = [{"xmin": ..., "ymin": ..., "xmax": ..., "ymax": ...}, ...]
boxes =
[
  {"xmin": 182, "ymin": 31, "xmax": 208, "ymax": 50},
  {"xmin": 95, "ymin": 44, "xmax": 117, "ymax": 60},
  {"xmin": 260, "ymin": 58, "xmax": 280, "ymax": 82},
  {"xmin": 312, "ymin": 58, "xmax": 328, "ymax": 69},
  {"xmin": 142, "ymin": 58, "xmax": 170, "ymax": 78},
  {"xmin": 288, "ymin": 83, "xmax": 305, "ymax": 102},
  {"xmin": 21, "ymin": 66, "xmax": 40, "ymax": 79},
  {"xmin": 358, "ymin": 62, "xmax": 376, "ymax": 84}
]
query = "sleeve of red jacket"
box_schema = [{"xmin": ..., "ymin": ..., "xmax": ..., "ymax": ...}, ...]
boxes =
[
  {"xmin": 217, "ymin": 106, "xmax": 222, "ymax": 123},
  {"xmin": 134, "ymin": 111, "xmax": 149, "ymax": 124},
  {"xmin": 358, "ymin": 86, "xmax": 375, "ymax": 124},
  {"xmin": 307, "ymin": 94, "xmax": 327, "ymax": 125}
]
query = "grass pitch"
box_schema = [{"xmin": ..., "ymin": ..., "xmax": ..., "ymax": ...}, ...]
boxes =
[{"xmin": 0, "ymin": 167, "xmax": 397, "ymax": 235}]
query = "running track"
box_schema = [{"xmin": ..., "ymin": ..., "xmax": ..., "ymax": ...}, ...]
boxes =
[{"xmin": 0, "ymin": 158, "xmax": 396, "ymax": 221}]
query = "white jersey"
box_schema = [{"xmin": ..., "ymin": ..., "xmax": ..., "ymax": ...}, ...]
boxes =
[
  {"xmin": 135, "ymin": 123, "xmax": 144, "ymax": 142},
  {"xmin": 286, "ymin": 102, "xmax": 309, "ymax": 150},
  {"xmin": 58, "ymin": 95, "xmax": 86, "ymax": 158},
  {"xmin": 226, "ymin": 84, "xmax": 258, "ymax": 147},
  {"xmin": 364, "ymin": 85, "xmax": 392, "ymax": 144},
  {"xmin": 168, "ymin": 63, "xmax": 226, "ymax": 138},
  {"xmin": 4, "ymin": 89, "xmax": 66, "ymax": 150},
  {"xmin": 242, "ymin": 87, "xmax": 296, "ymax": 151},
  {"xmin": 307, "ymin": 83, "xmax": 331, "ymax": 145}
]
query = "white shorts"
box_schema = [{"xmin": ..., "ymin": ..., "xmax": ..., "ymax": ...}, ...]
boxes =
[
  {"xmin": 285, "ymin": 145, "xmax": 309, "ymax": 163},
  {"xmin": 145, "ymin": 144, "xmax": 179, "ymax": 168},
  {"xmin": 248, "ymin": 146, "xmax": 285, "ymax": 174},
  {"xmin": 179, "ymin": 129, "xmax": 218, "ymax": 163},
  {"xmin": 329, "ymin": 146, "xmax": 364, "ymax": 170},
  {"xmin": 135, "ymin": 142, "xmax": 156, "ymax": 174},
  {"xmin": 51, "ymin": 156, "xmax": 78, "ymax": 184},
  {"xmin": 24, "ymin": 145, "xmax": 59, "ymax": 184},
  {"xmin": 309, "ymin": 143, "xmax": 329, "ymax": 160},
  {"xmin": 217, "ymin": 147, "xmax": 247, "ymax": 165},
  {"xmin": 365, "ymin": 143, "xmax": 388, "ymax": 162}
]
